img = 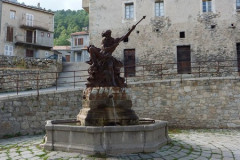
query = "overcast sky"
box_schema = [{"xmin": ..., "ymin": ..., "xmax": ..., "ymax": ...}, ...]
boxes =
[{"xmin": 17, "ymin": 0, "xmax": 83, "ymax": 11}]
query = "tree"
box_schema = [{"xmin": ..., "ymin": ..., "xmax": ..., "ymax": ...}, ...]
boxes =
[{"xmin": 54, "ymin": 9, "xmax": 89, "ymax": 46}]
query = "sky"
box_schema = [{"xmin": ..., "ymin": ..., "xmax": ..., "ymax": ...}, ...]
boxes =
[{"xmin": 17, "ymin": 0, "xmax": 83, "ymax": 11}]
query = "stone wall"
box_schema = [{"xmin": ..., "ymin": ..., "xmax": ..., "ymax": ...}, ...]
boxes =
[
  {"xmin": 0, "ymin": 55, "xmax": 61, "ymax": 69},
  {"xmin": 0, "ymin": 70, "xmax": 58, "ymax": 92},
  {"xmin": 129, "ymin": 77, "xmax": 240, "ymax": 129},
  {"xmin": 0, "ymin": 89, "xmax": 82, "ymax": 138},
  {"xmin": 1, "ymin": 77, "xmax": 240, "ymax": 138},
  {"xmin": 88, "ymin": 0, "xmax": 240, "ymax": 75},
  {"xmin": 0, "ymin": 55, "xmax": 62, "ymax": 92}
]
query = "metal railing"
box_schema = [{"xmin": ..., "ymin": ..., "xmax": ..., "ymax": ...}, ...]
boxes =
[{"xmin": 0, "ymin": 59, "xmax": 239, "ymax": 97}]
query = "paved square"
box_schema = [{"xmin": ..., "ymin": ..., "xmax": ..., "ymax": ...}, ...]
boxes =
[{"xmin": 0, "ymin": 129, "xmax": 239, "ymax": 160}]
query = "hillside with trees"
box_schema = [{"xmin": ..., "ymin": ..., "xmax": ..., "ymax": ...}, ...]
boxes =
[{"xmin": 54, "ymin": 9, "xmax": 89, "ymax": 46}]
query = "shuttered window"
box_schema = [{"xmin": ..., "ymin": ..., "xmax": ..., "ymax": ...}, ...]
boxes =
[
  {"xmin": 6, "ymin": 26, "xmax": 13, "ymax": 42},
  {"xmin": 75, "ymin": 38, "xmax": 78, "ymax": 46},
  {"xmin": 78, "ymin": 38, "xmax": 83, "ymax": 45}
]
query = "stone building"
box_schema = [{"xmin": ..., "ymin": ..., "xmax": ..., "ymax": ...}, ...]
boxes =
[
  {"xmin": 83, "ymin": 0, "xmax": 240, "ymax": 76},
  {"xmin": 53, "ymin": 31, "xmax": 90, "ymax": 62},
  {"xmin": 0, "ymin": 0, "xmax": 54, "ymax": 58},
  {"xmin": 70, "ymin": 31, "xmax": 89, "ymax": 62}
]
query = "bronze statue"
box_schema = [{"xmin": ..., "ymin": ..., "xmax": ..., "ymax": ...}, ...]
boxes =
[{"xmin": 86, "ymin": 16, "xmax": 146, "ymax": 88}]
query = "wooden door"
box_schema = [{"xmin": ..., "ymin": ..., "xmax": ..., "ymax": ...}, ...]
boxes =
[
  {"xmin": 177, "ymin": 46, "xmax": 191, "ymax": 74},
  {"xmin": 124, "ymin": 49, "xmax": 136, "ymax": 77},
  {"xmin": 65, "ymin": 55, "xmax": 70, "ymax": 62},
  {"xmin": 26, "ymin": 49, "xmax": 34, "ymax": 57},
  {"xmin": 237, "ymin": 43, "xmax": 240, "ymax": 72},
  {"xmin": 26, "ymin": 30, "xmax": 33, "ymax": 43}
]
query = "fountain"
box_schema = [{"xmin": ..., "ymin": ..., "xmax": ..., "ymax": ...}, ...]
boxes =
[{"xmin": 43, "ymin": 16, "xmax": 170, "ymax": 155}]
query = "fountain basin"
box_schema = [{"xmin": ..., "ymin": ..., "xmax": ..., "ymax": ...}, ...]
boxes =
[{"xmin": 43, "ymin": 120, "xmax": 170, "ymax": 155}]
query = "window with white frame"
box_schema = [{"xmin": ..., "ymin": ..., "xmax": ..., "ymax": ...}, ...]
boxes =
[
  {"xmin": 45, "ymin": 52, "xmax": 49, "ymax": 57},
  {"xmin": 10, "ymin": 10, "xmax": 16, "ymax": 19},
  {"xmin": 202, "ymin": 0, "xmax": 212, "ymax": 12},
  {"xmin": 125, "ymin": 3, "xmax": 134, "ymax": 19},
  {"xmin": 4, "ymin": 45, "xmax": 13, "ymax": 56},
  {"xmin": 155, "ymin": 1, "xmax": 164, "ymax": 17},
  {"xmin": 237, "ymin": 0, "xmax": 240, "ymax": 10},
  {"xmin": 26, "ymin": 13, "xmax": 34, "ymax": 26}
]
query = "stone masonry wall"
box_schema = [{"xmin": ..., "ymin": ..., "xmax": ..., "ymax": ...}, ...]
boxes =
[
  {"xmin": 0, "ymin": 89, "xmax": 82, "ymax": 138},
  {"xmin": 129, "ymin": 77, "xmax": 240, "ymax": 129},
  {"xmin": 0, "ymin": 77, "xmax": 240, "ymax": 138},
  {"xmin": 0, "ymin": 55, "xmax": 62, "ymax": 92},
  {"xmin": 0, "ymin": 70, "xmax": 58, "ymax": 92}
]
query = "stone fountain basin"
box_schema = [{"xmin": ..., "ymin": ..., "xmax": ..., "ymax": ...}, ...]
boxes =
[{"xmin": 43, "ymin": 120, "xmax": 170, "ymax": 155}]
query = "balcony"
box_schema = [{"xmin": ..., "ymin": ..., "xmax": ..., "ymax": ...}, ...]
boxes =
[
  {"xmin": 19, "ymin": 17, "xmax": 53, "ymax": 32},
  {"xmin": 82, "ymin": 0, "xmax": 89, "ymax": 13},
  {"xmin": 15, "ymin": 35, "xmax": 53, "ymax": 50}
]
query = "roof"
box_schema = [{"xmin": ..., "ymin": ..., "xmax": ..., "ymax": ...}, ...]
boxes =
[
  {"xmin": 71, "ymin": 31, "xmax": 89, "ymax": 36},
  {"xmin": 53, "ymin": 46, "xmax": 71, "ymax": 51},
  {"xmin": 1, "ymin": 0, "xmax": 55, "ymax": 15}
]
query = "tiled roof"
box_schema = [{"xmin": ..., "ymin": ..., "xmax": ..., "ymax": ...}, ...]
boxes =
[
  {"xmin": 1, "ymin": 0, "xmax": 54, "ymax": 14},
  {"xmin": 71, "ymin": 31, "xmax": 89, "ymax": 36},
  {"xmin": 53, "ymin": 46, "xmax": 71, "ymax": 50}
]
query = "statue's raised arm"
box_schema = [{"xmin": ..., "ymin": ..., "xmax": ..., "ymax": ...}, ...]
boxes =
[{"xmin": 86, "ymin": 16, "xmax": 146, "ymax": 88}]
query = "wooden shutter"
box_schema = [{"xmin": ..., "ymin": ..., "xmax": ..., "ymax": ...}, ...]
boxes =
[
  {"xmin": 6, "ymin": 26, "xmax": 13, "ymax": 42},
  {"xmin": 75, "ymin": 38, "xmax": 78, "ymax": 46},
  {"xmin": 177, "ymin": 46, "xmax": 191, "ymax": 74},
  {"xmin": 78, "ymin": 38, "xmax": 83, "ymax": 45},
  {"xmin": 124, "ymin": 49, "xmax": 136, "ymax": 77}
]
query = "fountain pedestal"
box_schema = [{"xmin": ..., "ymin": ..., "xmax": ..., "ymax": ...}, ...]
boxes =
[
  {"xmin": 77, "ymin": 87, "xmax": 139, "ymax": 126},
  {"xmin": 43, "ymin": 87, "xmax": 170, "ymax": 154}
]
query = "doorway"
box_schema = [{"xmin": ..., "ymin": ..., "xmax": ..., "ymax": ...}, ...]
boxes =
[
  {"xmin": 177, "ymin": 46, "xmax": 191, "ymax": 74},
  {"xmin": 26, "ymin": 30, "xmax": 33, "ymax": 43},
  {"xmin": 26, "ymin": 49, "xmax": 34, "ymax": 57},
  {"xmin": 124, "ymin": 49, "xmax": 136, "ymax": 77}
]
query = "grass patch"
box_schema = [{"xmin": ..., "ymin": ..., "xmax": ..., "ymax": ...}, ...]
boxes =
[
  {"xmin": 88, "ymin": 153, "xmax": 107, "ymax": 159},
  {"xmin": 168, "ymin": 128, "xmax": 183, "ymax": 134},
  {"xmin": 2, "ymin": 132, "xmax": 22, "ymax": 139}
]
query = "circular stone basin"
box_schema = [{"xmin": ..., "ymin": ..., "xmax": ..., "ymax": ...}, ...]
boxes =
[{"xmin": 43, "ymin": 119, "xmax": 170, "ymax": 155}]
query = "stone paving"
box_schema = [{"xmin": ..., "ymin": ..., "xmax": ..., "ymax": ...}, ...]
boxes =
[{"xmin": 0, "ymin": 129, "xmax": 239, "ymax": 160}]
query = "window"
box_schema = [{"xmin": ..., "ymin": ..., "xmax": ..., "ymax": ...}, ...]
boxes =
[
  {"xmin": 6, "ymin": 26, "xmax": 13, "ymax": 42},
  {"xmin": 237, "ymin": 0, "xmax": 240, "ymax": 10},
  {"xmin": 125, "ymin": 3, "xmax": 134, "ymax": 19},
  {"xmin": 4, "ymin": 45, "xmax": 13, "ymax": 56},
  {"xmin": 155, "ymin": 1, "xmax": 164, "ymax": 17},
  {"xmin": 74, "ymin": 38, "xmax": 78, "ymax": 46},
  {"xmin": 26, "ymin": 49, "xmax": 34, "ymax": 57},
  {"xmin": 202, "ymin": 0, "xmax": 212, "ymax": 12},
  {"xmin": 26, "ymin": 13, "xmax": 34, "ymax": 26},
  {"xmin": 10, "ymin": 10, "xmax": 16, "ymax": 19},
  {"xmin": 41, "ymin": 32, "xmax": 44, "ymax": 37},
  {"xmin": 45, "ymin": 52, "xmax": 49, "ymax": 57},
  {"xmin": 78, "ymin": 38, "xmax": 83, "ymax": 45},
  {"xmin": 180, "ymin": 32, "xmax": 185, "ymax": 38},
  {"xmin": 47, "ymin": 33, "xmax": 50, "ymax": 37}
]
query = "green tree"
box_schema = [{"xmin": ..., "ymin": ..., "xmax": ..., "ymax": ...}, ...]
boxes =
[{"xmin": 54, "ymin": 9, "xmax": 89, "ymax": 46}]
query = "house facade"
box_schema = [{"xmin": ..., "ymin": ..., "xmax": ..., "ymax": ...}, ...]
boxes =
[
  {"xmin": 70, "ymin": 31, "xmax": 89, "ymax": 62},
  {"xmin": 83, "ymin": 0, "xmax": 240, "ymax": 75},
  {"xmin": 53, "ymin": 46, "xmax": 71, "ymax": 62},
  {"xmin": 0, "ymin": 0, "xmax": 54, "ymax": 58}
]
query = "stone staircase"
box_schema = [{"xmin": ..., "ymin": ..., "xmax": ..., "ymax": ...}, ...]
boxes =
[{"xmin": 57, "ymin": 62, "xmax": 89, "ymax": 87}]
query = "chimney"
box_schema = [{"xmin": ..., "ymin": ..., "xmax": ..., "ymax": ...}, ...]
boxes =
[{"xmin": 37, "ymin": 3, "xmax": 40, "ymax": 8}]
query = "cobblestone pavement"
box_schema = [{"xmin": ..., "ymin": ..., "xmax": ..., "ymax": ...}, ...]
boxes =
[{"xmin": 0, "ymin": 130, "xmax": 239, "ymax": 160}]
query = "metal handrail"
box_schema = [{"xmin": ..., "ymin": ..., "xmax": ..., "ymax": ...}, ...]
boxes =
[{"xmin": 0, "ymin": 59, "xmax": 239, "ymax": 96}]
